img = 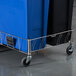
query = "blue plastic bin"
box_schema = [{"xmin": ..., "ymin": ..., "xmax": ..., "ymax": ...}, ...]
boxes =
[{"xmin": 0, "ymin": 0, "xmax": 49, "ymax": 53}]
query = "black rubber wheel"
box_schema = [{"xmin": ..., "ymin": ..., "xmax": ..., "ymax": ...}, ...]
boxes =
[
  {"xmin": 66, "ymin": 45, "xmax": 73, "ymax": 55},
  {"xmin": 21, "ymin": 57, "xmax": 31, "ymax": 67}
]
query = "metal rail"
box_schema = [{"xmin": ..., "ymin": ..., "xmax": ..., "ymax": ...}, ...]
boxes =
[{"xmin": 0, "ymin": 29, "xmax": 74, "ymax": 52}]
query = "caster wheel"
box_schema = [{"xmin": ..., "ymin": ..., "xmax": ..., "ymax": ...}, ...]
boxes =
[
  {"xmin": 66, "ymin": 45, "xmax": 73, "ymax": 55},
  {"xmin": 21, "ymin": 57, "xmax": 31, "ymax": 67}
]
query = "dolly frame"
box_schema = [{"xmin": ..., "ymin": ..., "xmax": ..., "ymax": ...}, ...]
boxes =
[{"xmin": 0, "ymin": 30, "xmax": 74, "ymax": 66}]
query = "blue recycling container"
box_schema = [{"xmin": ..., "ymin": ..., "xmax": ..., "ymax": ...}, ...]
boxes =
[{"xmin": 0, "ymin": 0, "xmax": 49, "ymax": 53}]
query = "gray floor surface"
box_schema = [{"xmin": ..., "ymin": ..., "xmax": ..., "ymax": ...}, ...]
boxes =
[{"xmin": 0, "ymin": 1, "xmax": 76, "ymax": 76}]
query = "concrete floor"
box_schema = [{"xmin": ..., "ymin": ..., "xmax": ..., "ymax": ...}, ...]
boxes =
[{"xmin": 0, "ymin": 1, "xmax": 76, "ymax": 76}]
